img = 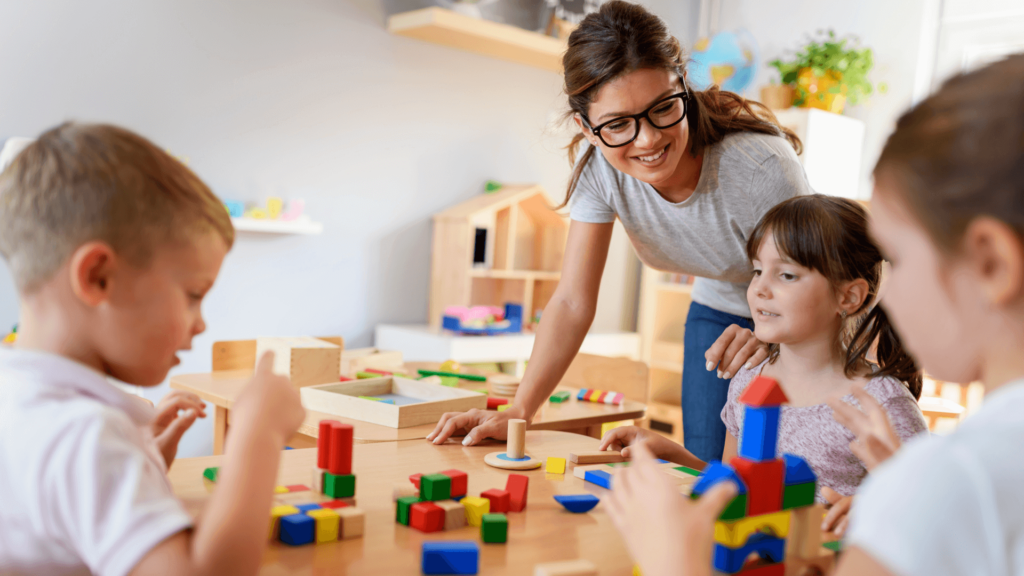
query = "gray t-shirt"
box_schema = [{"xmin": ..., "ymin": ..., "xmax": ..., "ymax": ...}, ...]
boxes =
[{"xmin": 569, "ymin": 131, "xmax": 813, "ymax": 317}]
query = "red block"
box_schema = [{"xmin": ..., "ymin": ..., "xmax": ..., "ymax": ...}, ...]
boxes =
[
  {"xmin": 410, "ymin": 502, "xmax": 445, "ymax": 533},
  {"xmin": 328, "ymin": 422, "xmax": 354, "ymax": 476},
  {"xmin": 481, "ymin": 489, "xmax": 510, "ymax": 513},
  {"xmin": 321, "ymin": 500, "xmax": 349, "ymax": 509},
  {"xmin": 738, "ymin": 561, "xmax": 785, "ymax": 576},
  {"xmin": 582, "ymin": 389, "xmax": 594, "ymax": 401},
  {"xmin": 365, "ymin": 368, "xmax": 393, "ymax": 376},
  {"xmin": 441, "ymin": 469, "xmax": 468, "ymax": 497},
  {"xmin": 410, "ymin": 473, "xmax": 423, "ymax": 489},
  {"xmin": 285, "ymin": 484, "xmax": 309, "ymax": 493},
  {"xmin": 339, "ymin": 375, "xmax": 354, "ymax": 382},
  {"xmin": 487, "ymin": 397, "xmax": 508, "ymax": 410},
  {"xmin": 594, "ymin": 391, "xmax": 608, "ymax": 403},
  {"xmin": 317, "ymin": 419, "xmax": 340, "ymax": 469},
  {"xmin": 506, "ymin": 474, "xmax": 529, "ymax": 512},
  {"xmin": 730, "ymin": 457, "xmax": 784, "ymax": 515}
]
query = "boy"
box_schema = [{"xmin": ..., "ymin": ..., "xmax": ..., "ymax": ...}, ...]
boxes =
[{"xmin": 0, "ymin": 122, "xmax": 305, "ymax": 575}]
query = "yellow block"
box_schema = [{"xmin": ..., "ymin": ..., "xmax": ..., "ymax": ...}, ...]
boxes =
[
  {"xmin": 268, "ymin": 505, "xmax": 300, "ymax": 540},
  {"xmin": 589, "ymin": 390, "xmax": 603, "ymax": 402},
  {"xmin": 714, "ymin": 510, "xmax": 791, "ymax": 547},
  {"xmin": 306, "ymin": 508, "xmax": 340, "ymax": 543},
  {"xmin": 497, "ymin": 404, "xmax": 511, "ymax": 412},
  {"xmin": 461, "ymin": 496, "xmax": 490, "ymax": 527},
  {"xmin": 274, "ymin": 486, "xmax": 289, "ymax": 494},
  {"xmin": 633, "ymin": 565, "xmax": 643, "ymax": 576},
  {"xmin": 546, "ymin": 457, "xmax": 566, "ymax": 475},
  {"xmin": 600, "ymin": 420, "xmax": 632, "ymax": 438}
]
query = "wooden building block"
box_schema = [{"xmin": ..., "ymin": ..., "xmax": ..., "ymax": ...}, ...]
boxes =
[
  {"xmin": 713, "ymin": 510, "xmax": 790, "ymax": 547},
  {"xmin": 328, "ymin": 422, "xmax": 354, "ymax": 476},
  {"xmin": 421, "ymin": 474, "xmax": 452, "ymax": 501},
  {"xmin": 481, "ymin": 489, "xmax": 511, "ymax": 513},
  {"xmin": 255, "ymin": 336, "xmax": 341, "ymax": 388},
  {"xmin": 311, "ymin": 468, "xmax": 326, "ymax": 493},
  {"xmin": 410, "ymin": 473, "xmax": 423, "ymax": 488},
  {"xmin": 337, "ymin": 507, "xmax": 365, "ymax": 539},
  {"xmin": 506, "ymin": 474, "xmax": 529, "ymax": 512},
  {"xmin": 269, "ymin": 505, "xmax": 300, "ymax": 540},
  {"xmin": 461, "ymin": 496, "xmax": 490, "ymax": 526},
  {"xmin": 546, "ymin": 457, "xmax": 566, "ymax": 474},
  {"xmin": 787, "ymin": 505, "xmax": 824, "ymax": 560},
  {"xmin": 440, "ymin": 469, "xmax": 468, "ymax": 497},
  {"xmin": 279, "ymin": 513, "xmax": 315, "ymax": 546},
  {"xmin": 481, "ymin": 513, "xmax": 508, "ymax": 543},
  {"xmin": 571, "ymin": 464, "xmax": 607, "ymax": 480},
  {"xmin": 306, "ymin": 508, "xmax": 340, "ymax": 543},
  {"xmin": 730, "ymin": 457, "xmax": 784, "ymax": 516},
  {"xmin": 324, "ymin": 473, "xmax": 355, "ymax": 498},
  {"xmin": 422, "ymin": 541, "xmax": 479, "ymax": 575},
  {"xmin": 202, "ymin": 466, "xmax": 219, "ymax": 483},
  {"xmin": 393, "ymin": 483, "xmax": 419, "ymax": 501},
  {"xmin": 317, "ymin": 419, "xmax": 339, "ymax": 469},
  {"xmin": 411, "ymin": 502, "xmax": 446, "ymax": 533},
  {"xmin": 396, "ymin": 496, "xmax": 419, "ymax": 525},
  {"xmin": 569, "ymin": 451, "xmax": 624, "ymax": 465},
  {"xmin": 321, "ymin": 500, "xmax": 349, "ymax": 510},
  {"xmin": 436, "ymin": 500, "xmax": 468, "ymax": 530},
  {"xmin": 507, "ymin": 419, "xmax": 527, "ymax": 459},
  {"xmin": 533, "ymin": 559, "xmax": 598, "ymax": 576},
  {"xmin": 285, "ymin": 484, "xmax": 310, "ymax": 493}
]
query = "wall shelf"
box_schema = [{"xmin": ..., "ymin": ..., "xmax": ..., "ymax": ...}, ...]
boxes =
[
  {"xmin": 231, "ymin": 218, "xmax": 323, "ymax": 235},
  {"xmin": 387, "ymin": 7, "xmax": 565, "ymax": 72}
]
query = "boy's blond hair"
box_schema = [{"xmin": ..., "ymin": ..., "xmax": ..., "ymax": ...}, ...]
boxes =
[{"xmin": 0, "ymin": 122, "xmax": 234, "ymax": 293}]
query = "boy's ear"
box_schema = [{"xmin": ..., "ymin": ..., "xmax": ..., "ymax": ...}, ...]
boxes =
[
  {"xmin": 962, "ymin": 217, "xmax": 1024, "ymax": 306},
  {"xmin": 68, "ymin": 241, "xmax": 117, "ymax": 307},
  {"xmin": 839, "ymin": 278, "xmax": 870, "ymax": 316}
]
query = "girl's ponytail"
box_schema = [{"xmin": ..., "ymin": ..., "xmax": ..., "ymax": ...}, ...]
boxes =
[{"xmin": 846, "ymin": 305, "xmax": 923, "ymax": 400}]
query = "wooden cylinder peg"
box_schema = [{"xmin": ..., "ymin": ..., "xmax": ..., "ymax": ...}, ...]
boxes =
[{"xmin": 507, "ymin": 419, "xmax": 526, "ymax": 459}]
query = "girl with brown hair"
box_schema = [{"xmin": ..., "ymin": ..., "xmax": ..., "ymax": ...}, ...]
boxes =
[{"xmin": 429, "ymin": 1, "xmax": 811, "ymax": 462}]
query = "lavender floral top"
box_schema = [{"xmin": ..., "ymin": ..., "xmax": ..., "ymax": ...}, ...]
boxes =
[{"xmin": 721, "ymin": 360, "xmax": 929, "ymax": 499}]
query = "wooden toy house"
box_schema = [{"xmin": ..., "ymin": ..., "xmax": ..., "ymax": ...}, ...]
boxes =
[{"xmin": 428, "ymin": 184, "xmax": 568, "ymax": 329}]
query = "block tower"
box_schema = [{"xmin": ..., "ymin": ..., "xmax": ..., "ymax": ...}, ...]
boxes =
[
  {"xmin": 690, "ymin": 376, "xmax": 819, "ymax": 575},
  {"xmin": 315, "ymin": 420, "xmax": 356, "ymax": 499}
]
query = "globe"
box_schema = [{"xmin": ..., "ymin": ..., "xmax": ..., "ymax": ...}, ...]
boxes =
[{"xmin": 688, "ymin": 29, "xmax": 759, "ymax": 94}]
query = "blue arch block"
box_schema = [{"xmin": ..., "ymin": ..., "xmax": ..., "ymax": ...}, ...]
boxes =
[
  {"xmin": 740, "ymin": 406, "xmax": 780, "ymax": 462},
  {"xmin": 554, "ymin": 494, "xmax": 600, "ymax": 513},
  {"xmin": 783, "ymin": 454, "xmax": 817, "ymax": 485},
  {"xmin": 712, "ymin": 533, "xmax": 785, "ymax": 574},
  {"xmin": 693, "ymin": 461, "xmax": 747, "ymax": 497}
]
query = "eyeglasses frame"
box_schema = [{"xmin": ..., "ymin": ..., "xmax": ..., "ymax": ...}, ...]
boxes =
[{"xmin": 580, "ymin": 81, "xmax": 690, "ymax": 149}]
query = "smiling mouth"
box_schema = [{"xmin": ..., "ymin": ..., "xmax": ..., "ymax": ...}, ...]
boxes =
[
  {"xmin": 634, "ymin": 144, "xmax": 668, "ymax": 163},
  {"xmin": 758, "ymin": 309, "xmax": 780, "ymax": 318}
]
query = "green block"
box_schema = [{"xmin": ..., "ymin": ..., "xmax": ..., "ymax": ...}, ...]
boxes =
[
  {"xmin": 606, "ymin": 462, "xmax": 631, "ymax": 468},
  {"xmin": 718, "ymin": 493, "xmax": 747, "ymax": 521},
  {"xmin": 420, "ymin": 474, "xmax": 451, "ymax": 501},
  {"xmin": 674, "ymin": 465, "xmax": 701, "ymax": 477},
  {"xmin": 439, "ymin": 377, "xmax": 459, "ymax": 387},
  {"xmin": 823, "ymin": 540, "xmax": 844, "ymax": 553},
  {"xmin": 356, "ymin": 372, "xmax": 380, "ymax": 379},
  {"xmin": 783, "ymin": 482, "xmax": 816, "ymax": 510},
  {"xmin": 549, "ymin": 391, "xmax": 571, "ymax": 403},
  {"xmin": 324, "ymin": 472, "xmax": 356, "ymax": 498},
  {"xmin": 481, "ymin": 513, "xmax": 508, "ymax": 543},
  {"xmin": 202, "ymin": 466, "xmax": 219, "ymax": 483},
  {"xmin": 396, "ymin": 496, "xmax": 418, "ymax": 525}
]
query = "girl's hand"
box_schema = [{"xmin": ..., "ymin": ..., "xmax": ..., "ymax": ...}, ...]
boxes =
[
  {"xmin": 821, "ymin": 487, "xmax": 854, "ymax": 538},
  {"xmin": 152, "ymin": 390, "xmax": 207, "ymax": 468},
  {"xmin": 598, "ymin": 426, "xmax": 660, "ymax": 459},
  {"xmin": 704, "ymin": 324, "xmax": 768, "ymax": 380},
  {"xmin": 605, "ymin": 441, "xmax": 736, "ymax": 576},
  {"xmin": 828, "ymin": 383, "xmax": 901, "ymax": 472}
]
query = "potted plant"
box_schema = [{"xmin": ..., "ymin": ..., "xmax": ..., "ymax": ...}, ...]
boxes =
[{"xmin": 766, "ymin": 30, "xmax": 879, "ymax": 115}]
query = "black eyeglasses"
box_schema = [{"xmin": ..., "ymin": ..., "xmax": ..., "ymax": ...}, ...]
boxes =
[{"xmin": 581, "ymin": 89, "xmax": 690, "ymax": 148}]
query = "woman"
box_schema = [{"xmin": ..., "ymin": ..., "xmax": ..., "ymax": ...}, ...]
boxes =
[{"xmin": 428, "ymin": 0, "xmax": 809, "ymax": 462}]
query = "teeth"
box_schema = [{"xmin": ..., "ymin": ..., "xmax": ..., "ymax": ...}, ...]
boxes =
[
  {"xmin": 638, "ymin": 147, "xmax": 667, "ymax": 162},
  {"xmin": 760, "ymin": 311, "xmax": 779, "ymax": 317}
]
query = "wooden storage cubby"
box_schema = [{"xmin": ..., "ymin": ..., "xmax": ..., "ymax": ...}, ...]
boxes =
[{"xmin": 429, "ymin": 184, "xmax": 568, "ymax": 329}]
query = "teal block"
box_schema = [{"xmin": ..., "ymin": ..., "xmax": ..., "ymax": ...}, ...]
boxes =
[
  {"xmin": 324, "ymin": 473, "xmax": 355, "ymax": 498},
  {"xmin": 420, "ymin": 474, "xmax": 451, "ymax": 501}
]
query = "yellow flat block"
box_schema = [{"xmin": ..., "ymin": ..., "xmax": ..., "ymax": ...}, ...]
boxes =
[
  {"xmin": 306, "ymin": 508, "xmax": 340, "ymax": 543},
  {"xmin": 461, "ymin": 496, "xmax": 490, "ymax": 527},
  {"xmin": 274, "ymin": 485, "xmax": 289, "ymax": 494},
  {"xmin": 546, "ymin": 457, "xmax": 566, "ymax": 475},
  {"xmin": 268, "ymin": 505, "xmax": 300, "ymax": 540},
  {"xmin": 497, "ymin": 404, "xmax": 511, "ymax": 412},
  {"xmin": 714, "ymin": 510, "xmax": 791, "ymax": 547}
]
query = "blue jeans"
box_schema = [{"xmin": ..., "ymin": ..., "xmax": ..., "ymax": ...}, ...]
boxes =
[{"xmin": 682, "ymin": 301, "xmax": 754, "ymax": 463}]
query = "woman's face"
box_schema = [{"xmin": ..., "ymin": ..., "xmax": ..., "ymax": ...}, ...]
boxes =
[{"xmin": 576, "ymin": 68, "xmax": 691, "ymax": 190}]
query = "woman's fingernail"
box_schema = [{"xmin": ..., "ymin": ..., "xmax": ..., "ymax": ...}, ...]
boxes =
[
  {"xmin": 722, "ymin": 372, "xmax": 731, "ymax": 380},
  {"xmin": 717, "ymin": 370, "xmax": 723, "ymax": 379},
  {"xmin": 706, "ymin": 361, "xmax": 715, "ymax": 371},
  {"xmin": 744, "ymin": 362, "xmax": 752, "ymax": 370},
  {"xmin": 462, "ymin": 436, "xmax": 472, "ymax": 446}
]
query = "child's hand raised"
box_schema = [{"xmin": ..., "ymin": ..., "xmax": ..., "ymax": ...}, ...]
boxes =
[
  {"xmin": 152, "ymin": 390, "xmax": 207, "ymax": 468},
  {"xmin": 605, "ymin": 441, "xmax": 736, "ymax": 576},
  {"xmin": 232, "ymin": 352, "xmax": 305, "ymax": 447},
  {"xmin": 828, "ymin": 383, "xmax": 901, "ymax": 472}
]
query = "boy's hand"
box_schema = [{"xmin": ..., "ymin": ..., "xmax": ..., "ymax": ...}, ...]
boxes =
[
  {"xmin": 232, "ymin": 352, "xmax": 305, "ymax": 446},
  {"xmin": 828, "ymin": 383, "xmax": 901, "ymax": 472},
  {"xmin": 704, "ymin": 324, "xmax": 768, "ymax": 380},
  {"xmin": 605, "ymin": 441, "xmax": 736, "ymax": 576},
  {"xmin": 821, "ymin": 487, "xmax": 854, "ymax": 538},
  {"xmin": 152, "ymin": 390, "xmax": 207, "ymax": 468}
]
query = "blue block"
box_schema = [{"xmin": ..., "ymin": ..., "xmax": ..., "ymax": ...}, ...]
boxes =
[
  {"xmin": 712, "ymin": 533, "xmax": 786, "ymax": 573},
  {"xmin": 584, "ymin": 469, "xmax": 612, "ymax": 489},
  {"xmin": 422, "ymin": 541, "xmax": 479, "ymax": 574},
  {"xmin": 279, "ymin": 514, "xmax": 315, "ymax": 546},
  {"xmin": 740, "ymin": 406, "xmax": 780, "ymax": 462},
  {"xmin": 224, "ymin": 200, "xmax": 244, "ymax": 218},
  {"xmin": 294, "ymin": 503, "xmax": 322, "ymax": 513},
  {"xmin": 692, "ymin": 461, "xmax": 747, "ymax": 497},
  {"xmin": 577, "ymin": 389, "xmax": 587, "ymax": 400},
  {"xmin": 656, "ymin": 459, "xmax": 669, "ymax": 464},
  {"xmin": 553, "ymin": 494, "xmax": 600, "ymax": 513},
  {"xmin": 783, "ymin": 454, "xmax": 817, "ymax": 485},
  {"xmin": 453, "ymin": 495, "xmax": 465, "ymax": 502}
]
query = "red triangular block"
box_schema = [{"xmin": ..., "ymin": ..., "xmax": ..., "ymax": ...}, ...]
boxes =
[{"xmin": 738, "ymin": 376, "xmax": 789, "ymax": 407}]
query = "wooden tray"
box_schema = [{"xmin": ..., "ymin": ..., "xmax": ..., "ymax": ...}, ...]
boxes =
[{"xmin": 300, "ymin": 376, "xmax": 486, "ymax": 428}]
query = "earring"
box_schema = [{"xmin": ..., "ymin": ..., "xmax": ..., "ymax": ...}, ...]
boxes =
[{"xmin": 841, "ymin": 310, "xmax": 848, "ymax": 319}]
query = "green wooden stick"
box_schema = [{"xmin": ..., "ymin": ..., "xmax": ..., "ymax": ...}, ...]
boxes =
[{"xmin": 417, "ymin": 369, "xmax": 486, "ymax": 382}]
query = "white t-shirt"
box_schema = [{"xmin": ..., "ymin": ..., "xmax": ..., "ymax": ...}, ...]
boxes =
[
  {"xmin": 846, "ymin": 379, "xmax": 1024, "ymax": 576},
  {"xmin": 0, "ymin": 347, "xmax": 192, "ymax": 576}
]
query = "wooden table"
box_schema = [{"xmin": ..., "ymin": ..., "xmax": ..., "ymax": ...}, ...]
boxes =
[{"xmin": 170, "ymin": 370, "xmax": 647, "ymax": 454}]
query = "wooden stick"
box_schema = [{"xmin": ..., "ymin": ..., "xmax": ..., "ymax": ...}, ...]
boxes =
[
  {"xmin": 508, "ymin": 419, "xmax": 526, "ymax": 459},
  {"xmin": 569, "ymin": 451, "xmax": 624, "ymax": 465}
]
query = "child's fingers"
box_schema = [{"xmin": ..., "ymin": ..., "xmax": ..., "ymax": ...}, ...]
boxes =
[
  {"xmin": 157, "ymin": 409, "xmax": 197, "ymax": 446},
  {"xmin": 597, "ymin": 428, "xmax": 628, "ymax": 452},
  {"xmin": 820, "ymin": 486, "xmax": 842, "ymax": 505},
  {"xmin": 827, "ymin": 397, "xmax": 870, "ymax": 437},
  {"xmin": 254, "ymin": 351, "xmax": 276, "ymax": 376}
]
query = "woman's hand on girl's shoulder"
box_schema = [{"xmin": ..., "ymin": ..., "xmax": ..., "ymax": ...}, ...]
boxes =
[{"xmin": 705, "ymin": 324, "xmax": 769, "ymax": 380}]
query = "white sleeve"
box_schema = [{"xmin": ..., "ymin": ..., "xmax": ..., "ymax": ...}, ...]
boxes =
[
  {"xmin": 42, "ymin": 411, "xmax": 193, "ymax": 576},
  {"xmin": 846, "ymin": 441, "xmax": 1005, "ymax": 576}
]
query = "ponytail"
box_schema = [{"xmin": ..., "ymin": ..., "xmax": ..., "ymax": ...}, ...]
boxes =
[{"xmin": 846, "ymin": 305, "xmax": 922, "ymax": 400}]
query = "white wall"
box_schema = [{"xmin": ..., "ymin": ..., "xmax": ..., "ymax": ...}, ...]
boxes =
[{"xmin": 715, "ymin": 0, "xmax": 930, "ymax": 198}]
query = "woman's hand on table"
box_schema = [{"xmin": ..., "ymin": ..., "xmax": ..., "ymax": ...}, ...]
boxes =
[
  {"xmin": 427, "ymin": 405, "xmax": 527, "ymax": 445},
  {"xmin": 705, "ymin": 324, "xmax": 769, "ymax": 379}
]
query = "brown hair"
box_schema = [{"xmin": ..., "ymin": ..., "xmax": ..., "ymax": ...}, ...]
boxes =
[
  {"xmin": 874, "ymin": 54, "xmax": 1024, "ymax": 253},
  {"xmin": 560, "ymin": 0, "xmax": 802, "ymax": 207},
  {"xmin": 0, "ymin": 122, "xmax": 234, "ymax": 292},
  {"xmin": 746, "ymin": 195, "xmax": 922, "ymax": 399}
]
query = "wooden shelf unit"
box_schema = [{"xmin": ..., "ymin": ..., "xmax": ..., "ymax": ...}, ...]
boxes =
[
  {"xmin": 387, "ymin": 7, "xmax": 566, "ymax": 72},
  {"xmin": 429, "ymin": 184, "xmax": 569, "ymax": 329}
]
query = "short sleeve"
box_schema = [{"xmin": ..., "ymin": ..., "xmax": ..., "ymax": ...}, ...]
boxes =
[
  {"xmin": 44, "ymin": 411, "xmax": 192, "ymax": 576},
  {"xmin": 568, "ymin": 146, "xmax": 617, "ymax": 224},
  {"xmin": 720, "ymin": 376, "xmax": 745, "ymax": 440},
  {"xmin": 846, "ymin": 442, "xmax": 1003, "ymax": 576},
  {"xmin": 881, "ymin": 395, "xmax": 929, "ymax": 444},
  {"xmin": 747, "ymin": 150, "xmax": 811, "ymax": 221}
]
